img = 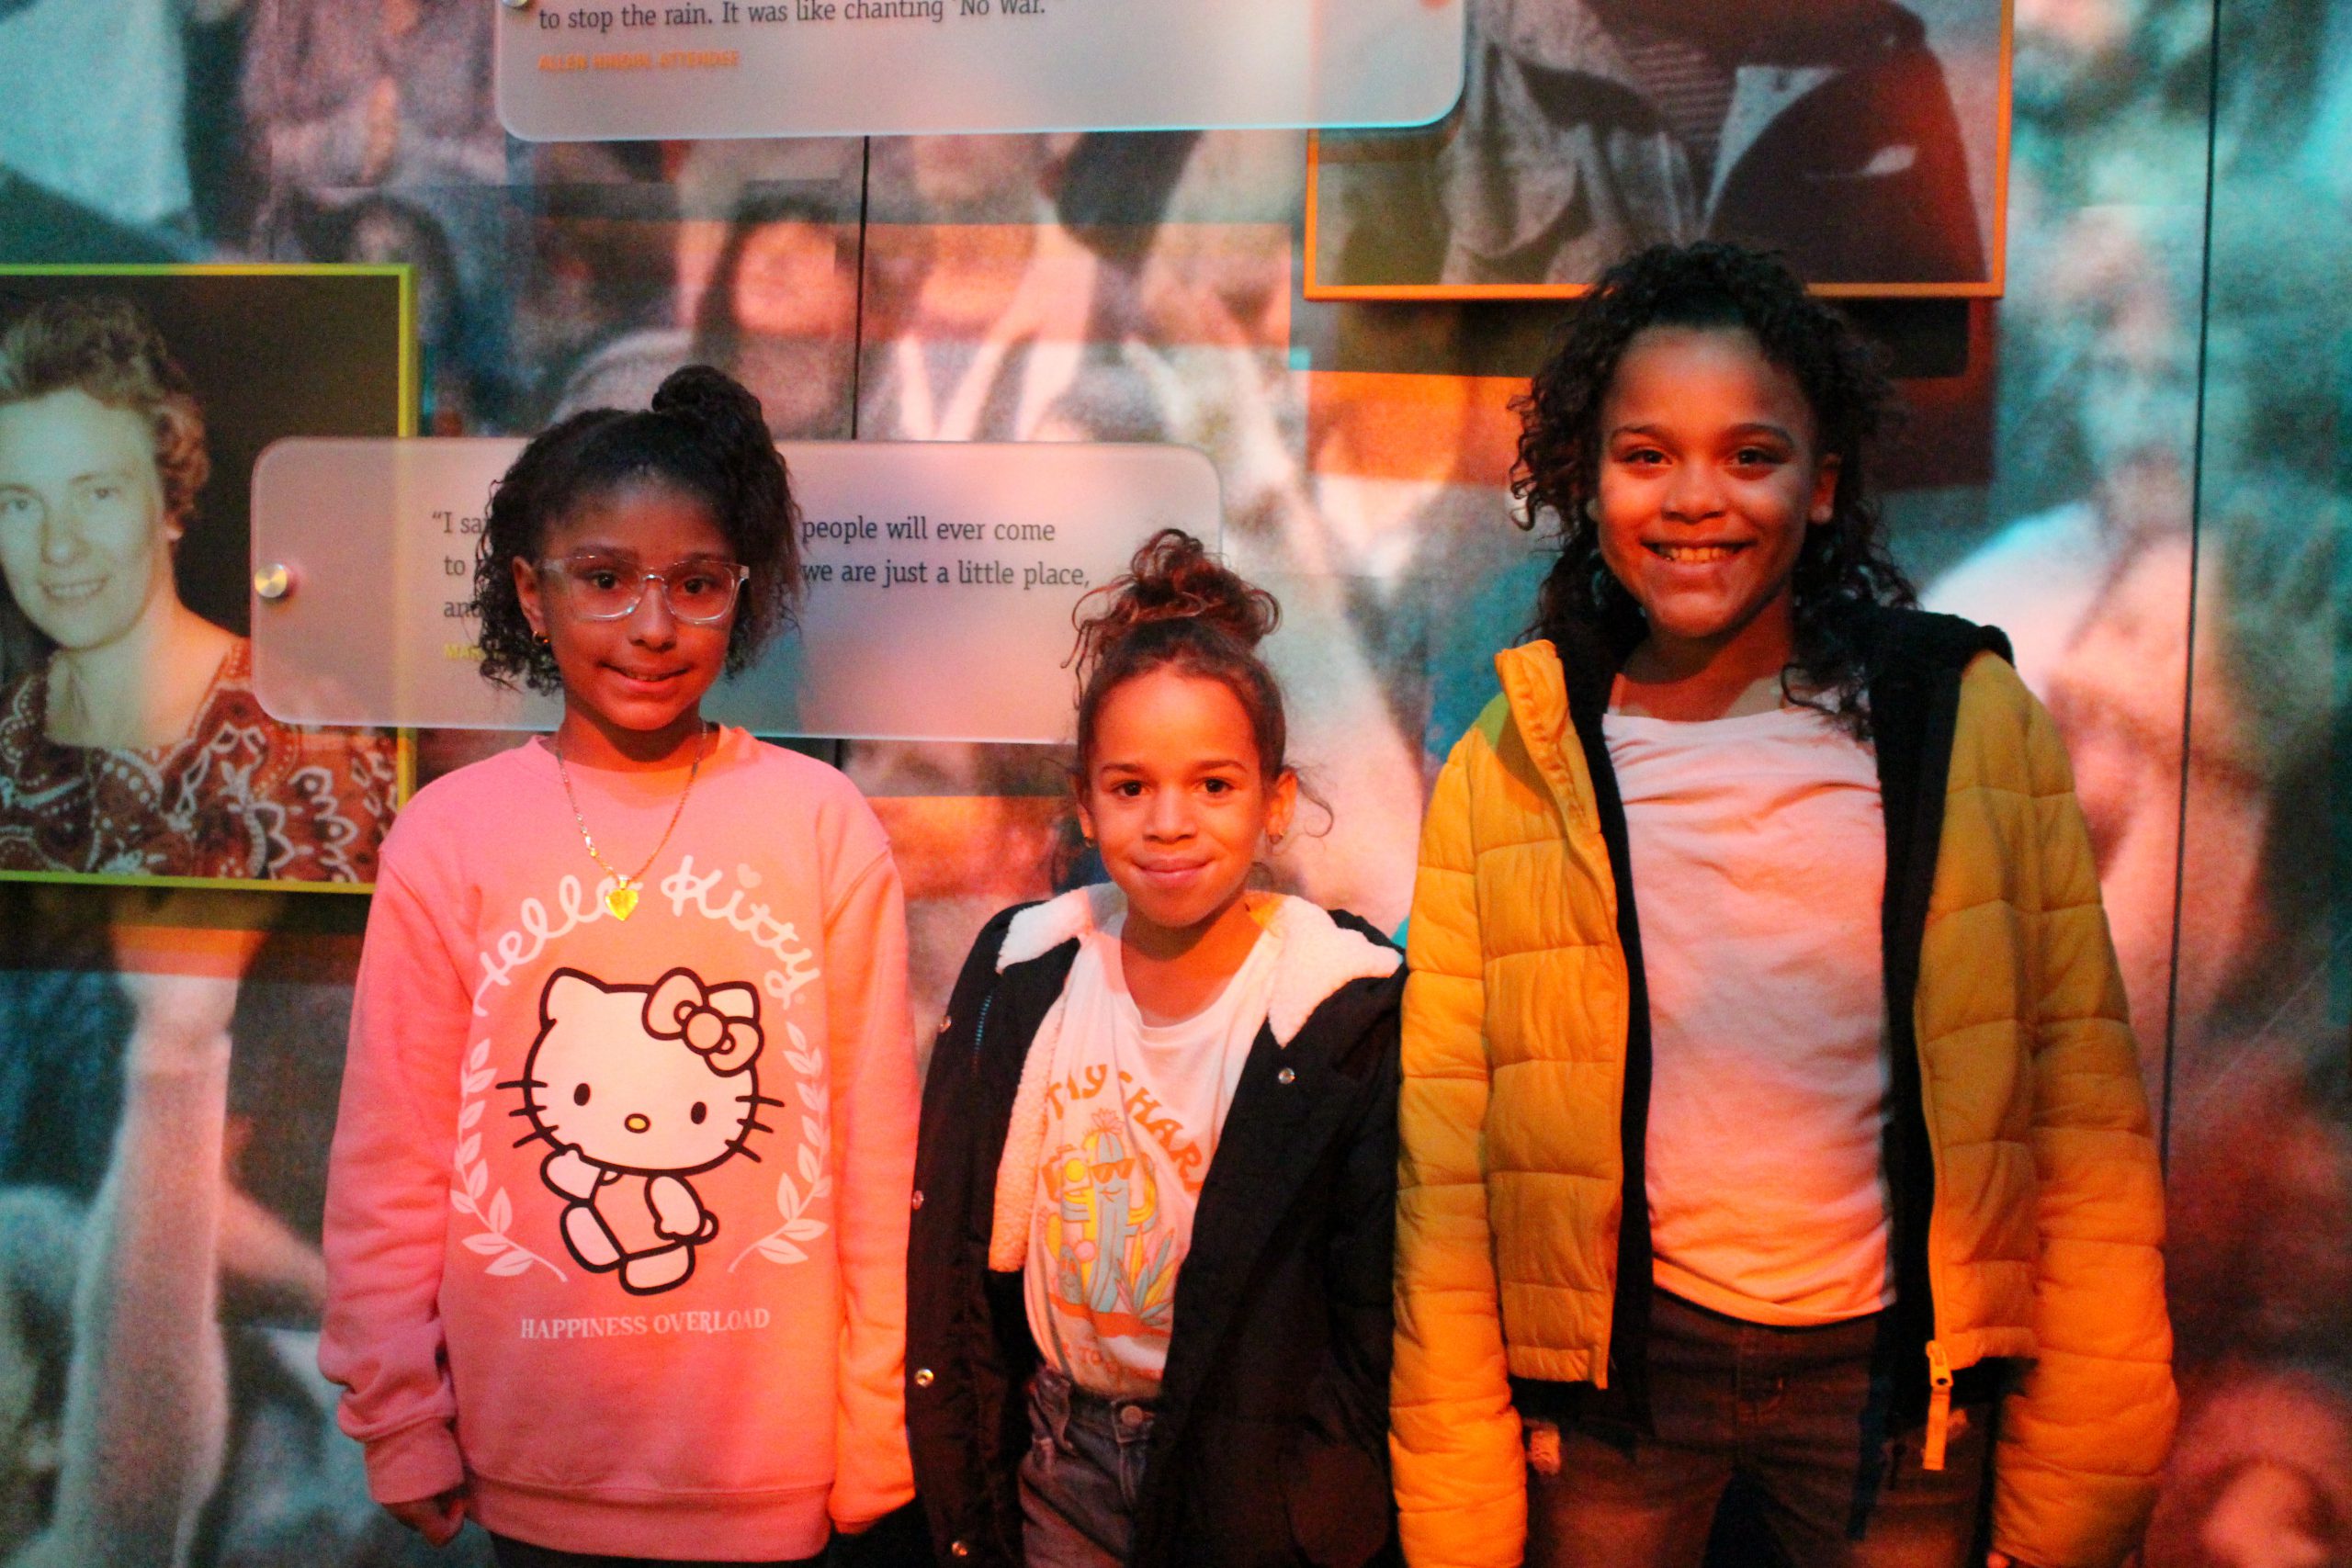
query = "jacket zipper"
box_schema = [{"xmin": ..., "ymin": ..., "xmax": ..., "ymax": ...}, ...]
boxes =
[
  {"xmin": 1912, "ymin": 974, "xmax": 1951, "ymax": 1472},
  {"xmin": 968, "ymin": 987, "xmax": 994, "ymax": 1075},
  {"xmin": 1922, "ymin": 1340, "xmax": 1954, "ymax": 1471},
  {"xmin": 1913, "ymin": 1048, "xmax": 1952, "ymax": 1472}
]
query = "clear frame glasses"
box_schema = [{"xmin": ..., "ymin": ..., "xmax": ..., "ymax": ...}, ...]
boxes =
[{"xmin": 538, "ymin": 555, "xmax": 750, "ymax": 625}]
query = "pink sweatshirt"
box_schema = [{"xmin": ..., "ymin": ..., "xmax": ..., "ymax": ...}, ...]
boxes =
[{"xmin": 320, "ymin": 729, "xmax": 918, "ymax": 1560}]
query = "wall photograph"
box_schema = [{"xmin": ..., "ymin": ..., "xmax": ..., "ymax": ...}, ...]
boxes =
[{"xmin": 0, "ymin": 269, "xmax": 408, "ymax": 888}]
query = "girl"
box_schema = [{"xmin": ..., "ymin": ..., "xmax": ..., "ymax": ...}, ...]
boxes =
[
  {"xmin": 906, "ymin": 530, "xmax": 1406, "ymax": 1567},
  {"xmin": 319, "ymin": 367, "xmax": 920, "ymax": 1566},
  {"xmin": 1393, "ymin": 244, "xmax": 2175, "ymax": 1568}
]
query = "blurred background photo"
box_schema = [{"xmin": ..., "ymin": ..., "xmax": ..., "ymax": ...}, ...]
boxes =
[
  {"xmin": 0, "ymin": 0, "xmax": 2343, "ymax": 1560},
  {"xmin": 1306, "ymin": 0, "xmax": 2008, "ymax": 295}
]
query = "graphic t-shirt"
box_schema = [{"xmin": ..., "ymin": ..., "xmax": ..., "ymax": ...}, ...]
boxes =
[
  {"xmin": 319, "ymin": 729, "xmax": 917, "ymax": 1559},
  {"xmin": 1022, "ymin": 913, "xmax": 1279, "ymax": 1397}
]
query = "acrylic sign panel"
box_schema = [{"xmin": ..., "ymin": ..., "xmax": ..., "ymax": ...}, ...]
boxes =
[
  {"xmin": 494, "ymin": 0, "xmax": 1464, "ymax": 140},
  {"xmin": 250, "ymin": 439, "xmax": 1220, "ymax": 741}
]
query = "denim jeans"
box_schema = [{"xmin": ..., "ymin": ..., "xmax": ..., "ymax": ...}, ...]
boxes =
[
  {"xmin": 1016, "ymin": 1364, "xmax": 1160, "ymax": 1568},
  {"xmin": 1524, "ymin": 1291, "xmax": 1992, "ymax": 1568},
  {"xmin": 487, "ymin": 1534, "xmax": 826, "ymax": 1568}
]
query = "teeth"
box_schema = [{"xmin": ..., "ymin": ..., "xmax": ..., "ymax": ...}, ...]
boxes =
[{"xmin": 1649, "ymin": 544, "xmax": 1740, "ymax": 563}]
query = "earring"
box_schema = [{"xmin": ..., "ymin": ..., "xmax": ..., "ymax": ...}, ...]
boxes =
[
  {"xmin": 1582, "ymin": 498, "xmax": 1600, "ymax": 523},
  {"xmin": 536, "ymin": 631, "xmax": 549, "ymax": 645},
  {"xmin": 1266, "ymin": 829, "xmax": 1287, "ymax": 851}
]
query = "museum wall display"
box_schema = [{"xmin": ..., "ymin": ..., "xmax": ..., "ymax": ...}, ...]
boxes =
[{"xmin": 0, "ymin": 0, "xmax": 2344, "ymax": 1561}]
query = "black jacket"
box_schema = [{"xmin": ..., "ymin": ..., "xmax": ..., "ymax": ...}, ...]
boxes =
[{"xmin": 906, "ymin": 897, "xmax": 1407, "ymax": 1568}]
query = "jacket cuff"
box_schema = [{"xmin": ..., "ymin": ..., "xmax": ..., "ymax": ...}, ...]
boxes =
[
  {"xmin": 1993, "ymin": 1462, "xmax": 2160, "ymax": 1568},
  {"xmin": 363, "ymin": 1418, "xmax": 465, "ymax": 1506}
]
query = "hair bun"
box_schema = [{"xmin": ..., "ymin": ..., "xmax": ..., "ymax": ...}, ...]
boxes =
[
  {"xmin": 647, "ymin": 365, "xmax": 793, "ymax": 566},
  {"xmin": 1070, "ymin": 529, "xmax": 1277, "ymax": 677},
  {"xmin": 651, "ymin": 364, "xmax": 770, "ymax": 446}
]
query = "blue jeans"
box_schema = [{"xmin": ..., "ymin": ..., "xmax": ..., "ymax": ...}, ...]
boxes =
[
  {"xmin": 1524, "ymin": 1291, "xmax": 1993, "ymax": 1568},
  {"xmin": 488, "ymin": 1535, "xmax": 825, "ymax": 1567},
  {"xmin": 1017, "ymin": 1365, "xmax": 1160, "ymax": 1568}
]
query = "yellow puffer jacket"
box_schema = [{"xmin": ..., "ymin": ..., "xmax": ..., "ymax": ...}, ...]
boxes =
[{"xmin": 1395, "ymin": 635, "xmax": 2175, "ymax": 1568}]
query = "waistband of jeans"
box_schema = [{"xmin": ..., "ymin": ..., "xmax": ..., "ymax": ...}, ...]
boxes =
[{"xmin": 1032, "ymin": 1361, "xmax": 1161, "ymax": 1422}]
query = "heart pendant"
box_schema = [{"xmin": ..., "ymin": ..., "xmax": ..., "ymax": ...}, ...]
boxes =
[{"xmin": 605, "ymin": 884, "xmax": 639, "ymax": 920}]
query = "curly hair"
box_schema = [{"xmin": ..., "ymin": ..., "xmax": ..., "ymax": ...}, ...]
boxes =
[
  {"xmin": 1513, "ymin": 242, "xmax": 1916, "ymax": 731},
  {"xmin": 471, "ymin": 366, "xmax": 800, "ymax": 694},
  {"xmin": 1069, "ymin": 528, "xmax": 1287, "ymax": 779},
  {"xmin": 0, "ymin": 294, "xmax": 210, "ymax": 532}
]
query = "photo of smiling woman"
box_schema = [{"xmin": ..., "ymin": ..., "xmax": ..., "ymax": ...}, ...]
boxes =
[{"xmin": 0, "ymin": 292, "xmax": 398, "ymax": 882}]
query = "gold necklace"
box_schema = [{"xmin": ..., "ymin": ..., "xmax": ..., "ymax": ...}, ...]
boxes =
[{"xmin": 553, "ymin": 722, "xmax": 709, "ymax": 919}]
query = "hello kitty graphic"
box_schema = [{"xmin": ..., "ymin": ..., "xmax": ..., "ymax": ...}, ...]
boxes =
[{"xmin": 502, "ymin": 966, "xmax": 780, "ymax": 1295}]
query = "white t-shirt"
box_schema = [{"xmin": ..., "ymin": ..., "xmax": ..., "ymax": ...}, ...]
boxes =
[
  {"xmin": 1604, "ymin": 704, "xmax": 1893, "ymax": 1326},
  {"xmin": 1023, "ymin": 912, "xmax": 1281, "ymax": 1396}
]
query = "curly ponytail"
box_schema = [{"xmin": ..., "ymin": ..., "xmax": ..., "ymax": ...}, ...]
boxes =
[
  {"xmin": 1069, "ymin": 529, "xmax": 1288, "ymax": 779},
  {"xmin": 472, "ymin": 365, "xmax": 800, "ymax": 693}
]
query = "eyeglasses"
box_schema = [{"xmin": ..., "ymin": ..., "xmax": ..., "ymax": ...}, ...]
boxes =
[{"xmin": 537, "ymin": 556, "xmax": 749, "ymax": 625}]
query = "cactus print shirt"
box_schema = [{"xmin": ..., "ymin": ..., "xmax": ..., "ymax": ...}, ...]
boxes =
[{"xmin": 1022, "ymin": 912, "xmax": 1279, "ymax": 1398}]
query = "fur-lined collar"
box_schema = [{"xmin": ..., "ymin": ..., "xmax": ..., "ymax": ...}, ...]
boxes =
[{"xmin": 997, "ymin": 884, "xmax": 1398, "ymax": 1047}]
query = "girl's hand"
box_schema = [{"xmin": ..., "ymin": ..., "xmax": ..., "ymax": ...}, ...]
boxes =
[{"xmin": 385, "ymin": 1487, "xmax": 469, "ymax": 1546}]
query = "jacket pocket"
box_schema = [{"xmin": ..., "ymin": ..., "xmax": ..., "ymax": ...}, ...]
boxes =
[{"xmin": 1281, "ymin": 1427, "xmax": 1396, "ymax": 1567}]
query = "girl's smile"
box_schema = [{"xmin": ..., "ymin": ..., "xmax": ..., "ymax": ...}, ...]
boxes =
[
  {"xmin": 1644, "ymin": 542, "xmax": 1749, "ymax": 563},
  {"xmin": 605, "ymin": 661, "xmax": 693, "ymax": 693}
]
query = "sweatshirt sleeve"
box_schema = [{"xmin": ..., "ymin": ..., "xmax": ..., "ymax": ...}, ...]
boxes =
[
  {"xmin": 820, "ymin": 837, "xmax": 921, "ymax": 1530},
  {"xmin": 317, "ymin": 855, "xmax": 472, "ymax": 1506}
]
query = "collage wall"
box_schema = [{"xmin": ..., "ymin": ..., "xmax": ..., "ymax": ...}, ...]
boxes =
[{"xmin": 0, "ymin": 0, "xmax": 2346, "ymax": 1562}]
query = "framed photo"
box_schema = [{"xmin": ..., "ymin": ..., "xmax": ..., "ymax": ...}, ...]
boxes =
[
  {"xmin": 0, "ymin": 265, "xmax": 413, "ymax": 891},
  {"xmin": 1306, "ymin": 0, "xmax": 2012, "ymax": 299}
]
